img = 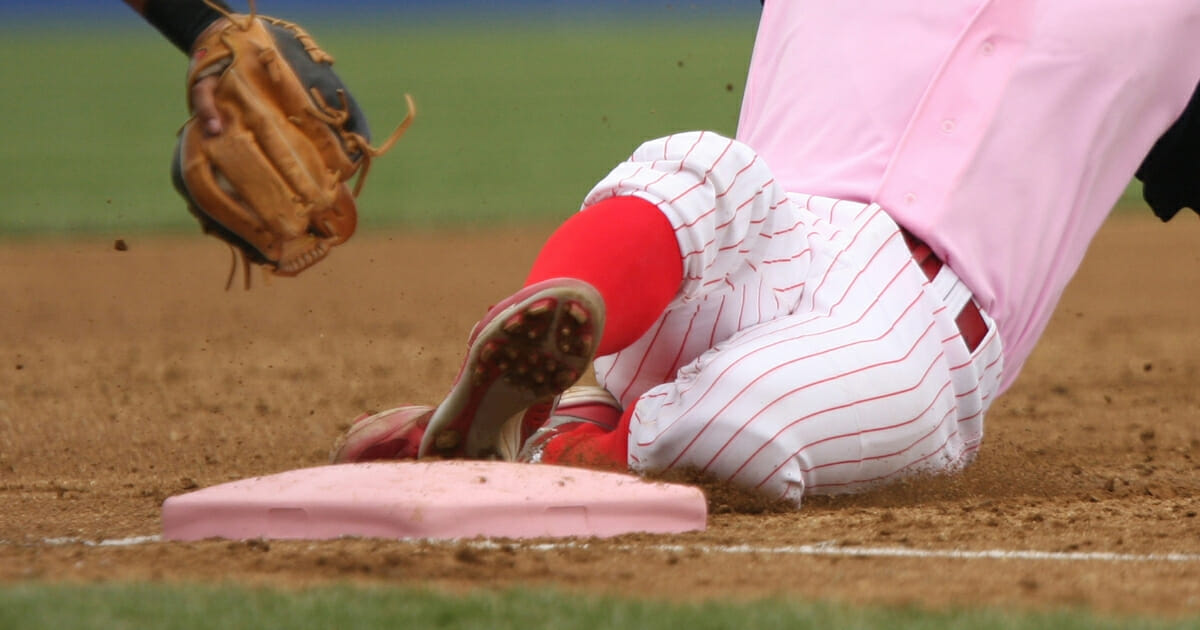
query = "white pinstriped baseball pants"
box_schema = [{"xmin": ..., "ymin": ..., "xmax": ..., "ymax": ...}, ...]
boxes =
[{"xmin": 582, "ymin": 131, "xmax": 1005, "ymax": 504}]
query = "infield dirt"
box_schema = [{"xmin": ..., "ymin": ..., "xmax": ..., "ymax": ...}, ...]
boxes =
[{"xmin": 1, "ymin": 214, "xmax": 1198, "ymax": 616}]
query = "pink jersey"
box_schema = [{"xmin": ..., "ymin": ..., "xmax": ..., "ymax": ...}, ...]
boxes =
[{"xmin": 737, "ymin": 0, "xmax": 1200, "ymax": 392}]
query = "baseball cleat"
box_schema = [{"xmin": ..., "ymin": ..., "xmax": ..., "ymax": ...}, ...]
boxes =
[
  {"xmin": 518, "ymin": 385, "xmax": 623, "ymax": 464},
  {"xmin": 329, "ymin": 405, "xmax": 434, "ymax": 464},
  {"xmin": 418, "ymin": 278, "xmax": 605, "ymax": 460}
]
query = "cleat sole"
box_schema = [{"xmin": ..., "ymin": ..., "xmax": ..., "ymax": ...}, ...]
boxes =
[{"xmin": 417, "ymin": 279, "xmax": 605, "ymax": 459}]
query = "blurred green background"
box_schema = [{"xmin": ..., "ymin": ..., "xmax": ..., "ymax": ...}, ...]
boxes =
[
  {"xmin": 0, "ymin": 17, "xmax": 759, "ymax": 236},
  {"xmin": 0, "ymin": 11, "xmax": 1150, "ymax": 239}
]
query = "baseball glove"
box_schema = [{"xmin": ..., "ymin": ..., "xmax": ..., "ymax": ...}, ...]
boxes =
[{"xmin": 172, "ymin": 4, "xmax": 413, "ymax": 287}]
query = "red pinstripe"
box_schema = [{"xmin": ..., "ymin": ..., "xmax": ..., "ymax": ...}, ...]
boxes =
[
  {"xmin": 713, "ymin": 320, "xmax": 945, "ymax": 480},
  {"xmin": 803, "ymin": 425, "xmax": 964, "ymax": 492},
  {"xmin": 954, "ymin": 382, "xmax": 982, "ymax": 399},
  {"xmin": 737, "ymin": 283, "xmax": 749, "ymax": 331},
  {"xmin": 666, "ymin": 149, "xmax": 730, "ymax": 202},
  {"xmin": 716, "ymin": 233, "xmax": 905, "ymax": 353},
  {"xmin": 715, "ymin": 155, "xmax": 761, "ymax": 199},
  {"xmin": 772, "ymin": 281, "xmax": 807, "ymax": 293},
  {"xmin": 981, "ymin": 345, "xmax": 1003, "ymax": 374},
  {"xmin": 828, "ymin": 199, "xmax": 845, "ymax": 222},
  {"xmin": 754, "ymin": 272, "xmax": 765, "ymax": 328},
  {"xmin": 613, "ymin": 165, "xmax": 648, "ymax": 192},
  {"xmin": 632, "ymin": 169, "xmax": 675, "ymax": 198},
  {"xmin": 679, "ymin": 179, "xmax": 777, "ymax": 267},
  {"xmin": 654, "ymin": 247, "xmax": 923, "ymax": 426},
  {"xmin": 636, "ymin": 390, "xmax": 671, "ymax": 406},
  {"xmin": 851, "ymin": 200, "xmax": 877, "ymax": 223},
  {"xmin": 790, "ymin": 403, "xmax": 957, "ymax": 476},
  {"xmin": 955, "ymin": 441, "xmax": 984, "ymax": 463},
  {"xmin": 606, "ymin": 312, "xmax": 674, "ymax": 403},
  {"xmin": 669, "ymin": 132, "xmax": 704, "ymax": 171},
  {"xmin": 946, "ymin": 341, "xmax": 974, "ymax": 363},
  {"xmin": 701, "ymin": 182, "xmax": 778, "ymax": 258},
  {"xmin": 652, "ymin": 235, "xmax": 912, "ymax": 412},
  {"xmin": 804, "ymin": 208, "xmax": 887, "ymax": 301},
  {"xmin": 662, "ymin": 309, "xmax": 703, "ymax": 393},
  {"xmin": 761, "ymin": 247, "xmax": 812, "ymax": 266},
  {"xmin": 646, "ymin": 278, "xmax": 928, "ymax": 459},
  {"xmin": 680, "ymin": 213, "xmax": 773, "ymax": 265},
  {"xmin": 956, "ymin": 409, "xmax": 982, "ymax": 425},
  {"xmin": 671, "ymin": 182, "xmax": 712, "ymax": 209},
  {"xmin": 707, "ymin": 295, "xmax": 728, "ymax": 349},
  {"xmin": 681, "ymin": 241, "xmax": 717, "ymax": 265},
  {"xmin": 766, "ymin": 216, "xmax": 806, "ymax": 237},
  {"xmin": 751, "ymin": 382, "xmax": 956, "ymax": 488}
]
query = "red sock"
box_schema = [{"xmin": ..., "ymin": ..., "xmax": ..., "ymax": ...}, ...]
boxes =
[
  {"xmin": 525, "ymin": 196, "xmax": 682, "ymax": 357},
  {"xmin": 539, "ymin": 407, "xmax": 633, "ymax": 471}
]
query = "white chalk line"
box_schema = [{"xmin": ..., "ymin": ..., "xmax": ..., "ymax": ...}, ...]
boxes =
[
  {"xmin": 7, "ymin": 535, "xmax": 1200, "ymax": 564},
  {"xmin": 41, "ymin": 535, "xmax": 162, "ymax": 547}
]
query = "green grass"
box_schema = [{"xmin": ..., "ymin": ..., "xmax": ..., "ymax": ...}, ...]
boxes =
[
  {"xmin": 0, "ymin": 583, "xmax": 1195, "ymax": 630},
  {"xmin": 0, "ymin": 18, "xmax": 1151, "ymax": 237},
  {"xmin": 0, "ymin": 18, "xmax": 757, "ymax": 236}
]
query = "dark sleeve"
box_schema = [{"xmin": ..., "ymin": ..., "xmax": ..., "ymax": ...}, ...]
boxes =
[
  {"xmin": 1135, "ymin": 80, "xmax": 1200, "ymax": 222},
  {"xmin": 142, "ymin": 0, "xmax": 232, "ymax": 54}
]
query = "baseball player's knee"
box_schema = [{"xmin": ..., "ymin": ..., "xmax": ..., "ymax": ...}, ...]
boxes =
[
  {"xmin": 632, "ymin": 131, "xmax": 763, "ymax": 175},
  {"xmin": 626, "ymin": 406, "xmax": 792, "ymax": 472},
  {"xmin": 629, "ymin": 432, "xmax": 807, "ymax": 505}
]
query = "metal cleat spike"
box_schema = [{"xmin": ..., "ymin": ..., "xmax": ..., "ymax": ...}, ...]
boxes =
[
  {"xmin": 526, "ymin": 298, "xmax": 556, "ymax": 316},
  {"xmin": 502, "ymin": 314, "xmax": 525, "ymax": 334},
  {"xmin": 565, "ymin": 302, "xmax": 590, "ymax": 324}
]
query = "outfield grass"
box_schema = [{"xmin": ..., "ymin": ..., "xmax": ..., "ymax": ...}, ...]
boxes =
[
  {"xmin": 0, "ymin": 18, "xmax": 1148, "ymax": 238},
  {"xmin": 1, "ymin": 583, "xmax": 1196, "ymax": 630},
  {"xmin": 0, "ymin": 18, "xmax": 757, "ymax": 236}
]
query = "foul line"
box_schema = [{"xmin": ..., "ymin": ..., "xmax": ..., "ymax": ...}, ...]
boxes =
[
  {"xmin": 7, "ymin": 535, "xmax": 1200, "ymax": 564},
  {"xmin": 471, "ymin": 540, "xmax": 1200, "ymax": 564}
]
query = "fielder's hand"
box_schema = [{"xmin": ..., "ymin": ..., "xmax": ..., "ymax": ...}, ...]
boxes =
[{"xmin": 190, "ymin": 75, "xmax": 222, "ymax": 136}]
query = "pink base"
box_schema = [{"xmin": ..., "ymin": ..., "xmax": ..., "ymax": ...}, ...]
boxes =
[{"xmin": 161, "ymin": 461, "xmax": 707, "ymax": 541}]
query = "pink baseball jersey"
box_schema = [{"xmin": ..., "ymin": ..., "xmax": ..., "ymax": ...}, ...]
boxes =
[{"xmin": 737, "ymin": 0, "xmax": 1200, "ymax": 393}]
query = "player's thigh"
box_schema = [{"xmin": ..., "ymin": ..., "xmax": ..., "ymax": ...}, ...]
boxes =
[{"xmin": 627, "ymin": 283, "xmax": 970, "ymax": 503}]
